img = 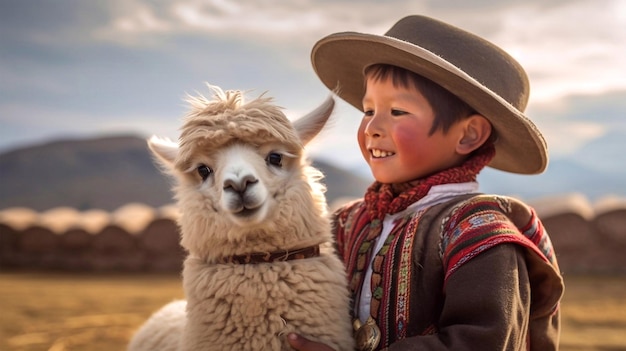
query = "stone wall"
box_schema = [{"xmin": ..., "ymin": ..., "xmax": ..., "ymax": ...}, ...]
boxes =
[
  {"xmin": 1, "ymin": 193, "xmax": 625, "ymax": 274},
  {"xmin": 0, "ymin": 203, "xmax": 185, "ymax": 272}
]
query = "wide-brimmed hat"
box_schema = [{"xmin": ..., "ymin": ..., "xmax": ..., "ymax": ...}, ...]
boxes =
[{"xmin": 311, "ymin": 15, "xmax": 547, "ymax": 174}]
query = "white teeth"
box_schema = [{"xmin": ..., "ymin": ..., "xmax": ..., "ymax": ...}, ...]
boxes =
[{"xmin": 371, "ymin": 149, "xmax": 395, "ymax": 158}]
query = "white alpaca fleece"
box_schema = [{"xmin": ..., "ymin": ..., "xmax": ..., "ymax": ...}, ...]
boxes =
[
  {"xmin": 128, "ymin": 85, "xmax": 354, "ymax": 351},
  {"xmin": 128, "ymin": 300, "xmax": 186, "ymax": 351}
]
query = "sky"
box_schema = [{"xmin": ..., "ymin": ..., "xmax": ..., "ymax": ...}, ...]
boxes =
[{"xmin": 1, "ymin": 0, "xmax": 625, "ymax": 178}]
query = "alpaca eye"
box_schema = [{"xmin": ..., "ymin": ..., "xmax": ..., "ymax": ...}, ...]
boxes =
[
  {"xmin": 197, "ymin": 164, "xmax": 213, "ymax": 181},
  {"xmin": 266, "ymin": 152, "xmax": 282, "ymax": 167}
]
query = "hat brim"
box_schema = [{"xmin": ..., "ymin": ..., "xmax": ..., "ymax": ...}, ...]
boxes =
[{"xmin": 311, "ymin": 32, "xmax": 547, "ymax": 174}]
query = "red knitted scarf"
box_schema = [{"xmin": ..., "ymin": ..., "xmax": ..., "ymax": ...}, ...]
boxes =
[{"xmin": 364, "ymin": 144, "xmax": 495, "ymax": 221}]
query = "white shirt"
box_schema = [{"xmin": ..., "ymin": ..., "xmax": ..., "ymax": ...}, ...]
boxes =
[{"xmin": 357, "ymin": 182, "xmax": 480, "ymax": 323}]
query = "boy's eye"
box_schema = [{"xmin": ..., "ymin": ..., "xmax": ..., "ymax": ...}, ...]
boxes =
[
  {"xmin": 391, "ymin": 109, "xmax": 407, "ymax": 116},
  {"xmin": 363, "ymin": 109, "xmax": 374, "ymax": 117}
]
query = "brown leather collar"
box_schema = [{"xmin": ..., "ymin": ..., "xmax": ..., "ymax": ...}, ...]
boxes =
[{"xmin": 217, "ymin": 245, "xmax": 320, "ymax": 264}]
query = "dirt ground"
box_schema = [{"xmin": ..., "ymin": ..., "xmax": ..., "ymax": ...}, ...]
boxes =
[{"xmin": 1, "ymin": 273, "xmax": 625, "ymax": 351}]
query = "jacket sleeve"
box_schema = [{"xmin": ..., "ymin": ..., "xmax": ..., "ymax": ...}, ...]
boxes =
[{"xmin": 387, "ymin": 243, "xmax": 531, "ymax": 351}]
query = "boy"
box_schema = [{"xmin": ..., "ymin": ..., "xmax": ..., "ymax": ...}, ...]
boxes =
[{"xmin": 288, "ymin": 15, "xmax": 564, "ymax": 351}]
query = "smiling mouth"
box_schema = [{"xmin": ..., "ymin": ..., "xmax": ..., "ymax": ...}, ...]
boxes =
[{"xmin": 370, "ymin": 148, "xmax": 395, "ymax": 158}]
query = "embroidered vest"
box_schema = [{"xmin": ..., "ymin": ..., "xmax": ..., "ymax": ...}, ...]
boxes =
[{"xmin": 334, "ymin": 194, "xmax": 562, "ymax": 350}]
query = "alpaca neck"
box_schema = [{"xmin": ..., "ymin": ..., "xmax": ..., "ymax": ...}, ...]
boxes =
[
  {"xmin": 215, "ymin": 245, "xmax": 321, "ymax": 264},
  {"xmin": 184, "ymin": 225, "xmax": 330, "ymax": 264}
]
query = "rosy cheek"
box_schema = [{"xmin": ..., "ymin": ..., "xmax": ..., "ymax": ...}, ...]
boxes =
[{"xmin": 393, "ymin": 125, "xmax": 421, "ymax": 152}]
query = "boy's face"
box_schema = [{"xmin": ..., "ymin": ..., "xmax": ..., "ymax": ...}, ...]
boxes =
[{"xmin": 359, "ymin": 77, "xmax": 466, "ymax": 184}]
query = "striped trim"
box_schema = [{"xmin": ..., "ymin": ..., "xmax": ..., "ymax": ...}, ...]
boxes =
[{"xmin": 441, "ymin": 197, "xmax": 556, "ymax": 284}]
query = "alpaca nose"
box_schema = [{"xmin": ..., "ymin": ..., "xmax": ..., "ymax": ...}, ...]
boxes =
[{"xmin": 223, "ymin": 175, "xmax": 258, "ymax": 194}]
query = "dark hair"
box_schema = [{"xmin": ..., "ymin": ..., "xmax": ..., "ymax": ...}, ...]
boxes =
[{"xmin": 364, "ymin": 64, "xmax": 476, "ymax": 135}]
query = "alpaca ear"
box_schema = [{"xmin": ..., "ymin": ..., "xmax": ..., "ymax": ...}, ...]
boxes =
[
  {"xmin": 147, "ymin": 135, "xmax": 179, "ymax": 170},
  {"xmin": 293, "ymin": 95, "xmax": 335, "ymax": 146}
]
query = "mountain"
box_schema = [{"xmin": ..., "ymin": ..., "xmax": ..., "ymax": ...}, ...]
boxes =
[
  {"xmin": 476, "ymin": 129, "xmax": 626, "ymax": 201},
  {"xmin": 477, "ymin": 158, "xmax": 625, "ymax": 201},
  {"xmin": 2, "ymin": 132, "xmax": 624, "ymax": 211},
  {"xmin": 350, "ymin": 152, "xmax": 626, "ymax": 202},
  {"xmin": 0, "ymin": 135, "xmax": 372, "ymax": 211},
  {"xmin": 571, "ymin": 130, "xmax": 626, "ymax": 174}
]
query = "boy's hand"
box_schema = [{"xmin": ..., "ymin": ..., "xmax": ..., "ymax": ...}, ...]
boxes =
[{"xmin": 287, "ymin": 333, "xmax": 336, "ymax": 351}]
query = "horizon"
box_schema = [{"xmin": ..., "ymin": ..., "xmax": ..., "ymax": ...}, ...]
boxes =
[{"xmin": 2, "ymin": 132, "xmax": 625, "ymax": 205}]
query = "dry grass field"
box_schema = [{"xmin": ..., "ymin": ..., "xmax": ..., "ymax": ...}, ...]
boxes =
[{"xmin": 1, "ymin": 273, "xmax": 625, "ymax": 351}]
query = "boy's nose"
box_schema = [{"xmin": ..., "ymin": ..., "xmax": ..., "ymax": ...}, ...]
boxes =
[
  {"xmin": 364, "ymin": 114, "xmax": 384, "ymax": 137},
  {"xmin": 365, "ymin": 129, "xmax": 381, "ymax": 138}
]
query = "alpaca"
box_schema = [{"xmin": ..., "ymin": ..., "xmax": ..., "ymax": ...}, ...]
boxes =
[{"xmin": 128, "ymin": 85, "xmax": 354, "ymax": 351}]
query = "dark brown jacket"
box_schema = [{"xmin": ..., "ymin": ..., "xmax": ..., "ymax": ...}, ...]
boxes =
[{"xmin": 335, "ymin": 195, "xmax": 564, "ymax": 351}]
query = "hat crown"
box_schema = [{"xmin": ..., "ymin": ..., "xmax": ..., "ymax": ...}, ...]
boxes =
[{"xmin": 385, "ymin": 16, "xmax": 529, "ymax": 112}]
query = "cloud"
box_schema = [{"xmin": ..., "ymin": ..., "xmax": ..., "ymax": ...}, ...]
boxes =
[
  {"xmin": 91, "ymin": 0, "xmax": 417, "ymax": 50},
  {"xmin": 489, "ymin": 0, "xmax": 626, "ymax": 103},
  {"xmin": 9, "ymin": 0, "xmax": 622, "ymax": 105},
  {"xmin": 532, "ymin": 90, "xmax": 626, "ymax": 124},
  {"xmin": 0, "ymin": 1, "xmax": 111, "ymax": 46},
  {"xmin": 526, "ymin": 89, "xmax": 626, "ymax": 157},
  {"xmin": 536, "ymin": 120, "xmax": 607, "ymax": 157}
]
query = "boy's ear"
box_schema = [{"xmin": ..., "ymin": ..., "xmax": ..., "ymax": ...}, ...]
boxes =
[{"xmin": 456, "ymin": 114, "xmax": 492, "ymax": 155}]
